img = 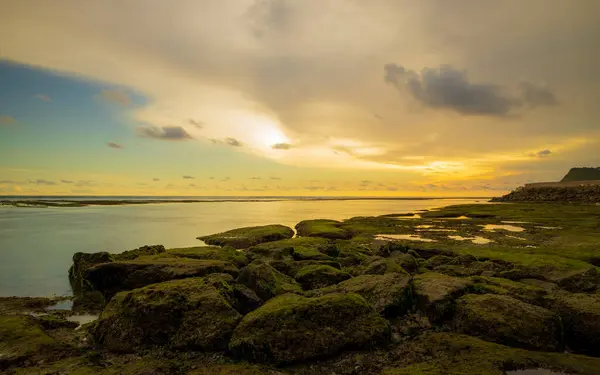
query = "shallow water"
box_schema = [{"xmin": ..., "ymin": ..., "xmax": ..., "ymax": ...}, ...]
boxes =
[
  {"xmin": 375, "ymin": 234, "xmax": 437, "ymax": 242},
  {"xmin": 448, "ymin": 235, "xmax": 493, "ymax": 244},
  {"xmin": 483, "ymin": 224, "xmax": 525, "ymax": 232},
  {"xmin": 0, "ymin": 198, "xmax": 478, "ymax": 297}
]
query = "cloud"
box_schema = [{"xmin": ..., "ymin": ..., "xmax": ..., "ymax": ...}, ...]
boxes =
[
  {"xmin": 60, "ymin": 180, "xmax": 73, "ymax": 184},
  {"xmin": 34, "ymin": 93, "xmax": 51, "ymax": 102},
  {"xmin": 269, "ymin": 176, "xmax": 281, "ymax": 180},
  {"xmin": 153, "ymin": 178, "xmax": 161, "ymax": 181},
  {"xmin": 137, "ymin": 126, "xmax": 193, "ymax": 140},
  {"xmin": 533, "ymin": 149, "xmax": 553, "ymax": 157},
  {"xmin": 183, "ymin": 175, "xmax": 194, "ymax": 179},
  {"xmin": 224, "ymin": 137, "xmax": 243, "ymax": 147},
  {"xmin": 249, "ymin": 177, "xmax": 261, "ymax": 180},
  {"xmin": 0, "ymin": 180, "xmax": 15, "ymax": 184},
  {"xmin": 188, "ymin": 119, "xmax": 204, "ymax": 129},
  {"xmin": 272, "ymin": 142, "xmax": 292, "ymax": 150},
  {"xmin": 0, "ymin": 115, "xmax": 16, "ymax": 125},
  {"xmin": 384, "ymin": 64, "xmax": 557, "ymax": 116},
  {"xmin": 99, "ymin": 89, "xmax": 132, "ymax": 106},
  {"xmin": 29, "ymin": 179, "xmax": 57, "ymax": 185},
  {"xmin": 107, "ymin": 141, "xmax": 124, "ymax": 149}
]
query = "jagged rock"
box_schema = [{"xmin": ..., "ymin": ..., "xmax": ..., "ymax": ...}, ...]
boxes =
[
  {"xmin": 360, "ymin": 257, "xmax": 409, "ymax": 276},
  {"xmin": 92, "ymin": 275, "xmax": 242, "ymax": 352},
  {"xmin": 232, "ymin": 283, "xmax": 263, "ymax": 314},
  {"xmin": 307, "ymin": 272, "xmax": 412, "ymax": 317},
  {"xmin": 294, "ymin": 265, "xmax": 351, "ymax": 290},
  {"xmin": 229, "ymin": 293, "xmax": 390, "ymax": 364},
  {"xmin": 413, "ymin": 272, "xmax": 472, "ymax": 322},
  {"xmin": 198, "ymin": 225, "xmax": 294, "ymax": 249},
  {"xmin": 237, "ymin": 261, "xmax": 302, "ymax": 301},
  {"xmin": 453, "ymin": 294, "xmax": 561, "ymax": 351},
  {"xmin": 470, "ymin": 276, "xmax": 547, "ymax": 305},
  {"xmin": 295, "ymin": 219, "xmax": 352, "ymax": 240},
  {"xmin": 556, "ymin": 267, "xmax": 600, "ymax": 293}
]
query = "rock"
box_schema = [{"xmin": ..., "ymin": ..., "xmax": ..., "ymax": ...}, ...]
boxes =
[
  {"xmin": 92, "ymin": 275, "xmax": 242, "ymax": 352},
  {"xmin": 295, "ymin": 219, "xmax": 352, "ymax": 240},
  {"xmin": 294, "ymin": 265, "xmax": 351, "ymax": 290},
  {"xmin": 267, "ymin": 259, "xmax": 342, "ymax": 278},
  {"xmin": 498, "ymin": 268, "xmax": 545, "ymax": 281},
  {"xmin": 198, "ymin": 225, "xmax": 295, "ymax": 249},
  {"xmin": 434, "ymin": 261, "xmax": 505, "ymax": 278},
  {"xmin": 308, "ymin": 273, "xmax": 412, "ymax": 317},
  {"xmin": 0, "ymin": 296, "xmax": 71, "ymax": 315},
  {"xmin": 85, "ymin": 257, "xmax": 239, "ymax": 302},
  {"xmin": 237, "ymin": 261, "xmax": 302, "ymax": 301},
  {"xmin": 37, "ymin": 315, "xmax": 79, "ymax": 330},
  {"xmin": 547, "ymin": 292, "xmax": 600, "ymax": 356},
  {"xmin": 292, "ymin": 246, "xmax": 333, "ymax": 261},
  {"xmin": 556, "ymin": 267, "xmax": 600, "ymax": 293},
  {"xmin": 390, "ymin": 252, "xmax": 419, "ymax": 273},
  {"xmin": 453, "ymin": 294, "xmax": 561, "ymax": 351},
  {"xmin": 424, "ymin": 255, "xmax": 455, "ymax": 269},
  {"xmin": 413, "ymin": 272, "xmax": 472, "ymax": 322},
  {"xmin": 361, "ymin": 257, "xmax": 409, "ymax": 276},
  {"xmin": 229, "ymin": 293, "xmax": 390, "ymax": 364},
  {"xmin": 232, "ymin": 283, "xmax": 263, "ymax": 314},
  {"xmin": 189, "ymin": 364, "xmax": 285, "ymax": 375},
  {"xmin": 247, "ymin": 237, "xmax": 330, "ymax": 262},
  {"xmin": 470, "ymin": 276, "xmax": 548, "ymax": 305},
  {"xmin": 112, "ymin": 244, "xmax": 166, "ymax": 261},
  {"xmin": 0, "ymin": 315, "xmax": 71, "ymax": 369},
  {"xmin": 167, "ymin": 245, "xmax": 248, "ymax": 267},
  {"xmin": 68, "ymin": 251, "xmax": 112, "ymax": 295}
]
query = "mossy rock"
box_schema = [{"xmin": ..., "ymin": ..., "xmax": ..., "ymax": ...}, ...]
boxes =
[
  {"xmin": 295, "ymin": 219, "xmax": 352, "ymax": 240},
  {"xmin": 0, "ymin": 296, "xmax": 71, "ymax": 315},
  {"xmin": 68, "ymin": 251, "xmax": 112, "ymax": 295},
  {"xmin": 267, "ymin": 259, "xmax": 342, "ymax": 278},
  {"xmin": 189, "ymin": 363, "xmax": 285, "ymax": 374},
  {"xmin": 294, "ymin": 265, "xmax": 351, "ymax": 290},
  {"xmin": 0, "ymin": 315, "xmax": 72, "ymax": 369},
  {"xmin": 198, "ymin": 225, "xmax": 294, "ymax": 249},
  {"xmin": 308, "ymin": 272, "xmax": 412, "ymax": 317},
  {"xmin": 470, "ymin": 276, "xmax": 548, "ymax": 305},
  {"xmin": 237, "ymin": 261, "xmax": 302, "ymax": 301},
  {"xmin": 231, "ymin": 283, "xmax": 263, "ymax": 314},
  {"xmin": 424, "ymin": 255, "xmax": 455, "ymax": 269},
  {"xmin": 85, "ymin": 257, "xmax": 239, "ymax": 302},
  {"xmin": 92, "ymin": 275, "xmax": 242, "ymax": 352},
  {"xmin": 382, "ymin": 332, "xmax": 600, "ymax": 375},
  {"xmin": 434, "ymin": 261, "xmax": 505, "ymax": 278},
  {"xmin": 413, "ymin": 272, "xmax": 472, "ymax": 322},
  {"xmin": 390, "ymin": 252, "xmax": 420, "ymax": 273},
  {"xmin": 453, "ymin": 294, "xmax": 561, "ymax": 351},
  {"xmin": 547, "ymin": 292, "xmax": 600, "ymax": 356},
  {"xmin": 229, "ymin": 293, "xmax": 390, "ymax": 364},
  {"xmin": 247, "ymin": 237, "xmax": 330, "ymax": 262},
  {"xmin": 167, "ymin": 245, "xmax": 249, "ymax": 268},
  {"xmin": 292, "ymin": 246, "xmax": 333, "ymax": 261},
  {"xmin": 360, "ymin": 257, "xmax": 409, "ymax": 276},
  {"xmin": 555, "ymin": 267, "xmax": 600, "ymax": 293},
  {"xmin": 111, "ymin": 244, "xmax": 165, "ymax": 261}
]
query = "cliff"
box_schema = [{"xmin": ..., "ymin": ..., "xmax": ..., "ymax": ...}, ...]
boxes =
[
  {"xmin": 492, "ymin": 184, "xmax": 600, "ymax": 203},
  {"xmin": 561, "ymin": 167, "xmax": 600, "ymax": 182}
]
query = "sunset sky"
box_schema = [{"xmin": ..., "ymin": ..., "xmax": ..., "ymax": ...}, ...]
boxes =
[{"xmin": 1, "ymin": 0, "xmax": 599, "ymax": 196}]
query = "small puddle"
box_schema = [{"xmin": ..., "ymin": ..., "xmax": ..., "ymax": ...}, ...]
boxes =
[
  {"xmin": 506, "ymin": 235, "xmax": 527, "ymax": 240},
  {"xmin": 502, "ymin": 221, "xmax": 529, "ymax": 224},
  {"xmin": 537, "ymin": 226, "xmax": 561, "ymax": 230},
  {"xmin": 436, "ymin": 215, "xmax": 471, "ymax": 220},
  {"xmin": 448, "ymin": 235, "xmax": 493, "ymax": 244},
  {"xmin": 392, "ymin": 214, "xmax": 422, "ymax": 219},
  {"xmin": 375, "ymin": 234, "xmax": 436, "ymax": 242},
  {"xmin": 67, "ymin": 314, "xmax": 99, "ymax": 329},
  {"xmin": 47, "ymin": 300, "xmax": 73, "ymax": 310},
  {"xmin": 505, "ymin": 369, "xmax": 565, "ymax": 375},
  {"xmin": 483, "ymin": 224, "xmax": 525, "ymax": 233}
]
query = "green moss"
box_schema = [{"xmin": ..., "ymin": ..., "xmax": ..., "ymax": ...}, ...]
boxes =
[
  {"xmin": 413, "ymin": 273, "xmax": 472, "ymax": 322},
  {"xmin": 111, "ymin": 245, "xmax": 166, "ymax": 261},
  {"xmin": 295, "ymin": 219, "xmax": 352, "ymax": 240},
  {"xmin": 198, "ymin": 225, "xmax": 294, "ymax": 249},
  {"xmin": 167, "ymin": 245, "xmax": 248, "ymax": 267},
  {"xmin": 453, "ymin": 294, "xmax": 561, "ymax": 351},
  {"xmin": 470, "ymin": 276, "xmax": 547, "ymax": 304},
  {"xmin": 237, "ymin": 261, "xmax": 302, "ymax": 301},
  {"xmin": 360, "ymin": 257, "xmax": 409, "ymax": 276},
  {"xmin": 189, "ymin": 363, "xmax": 285, "ymax": 374},
  {"xmin": 294, "ymin": 265, "xmax": 351, "ymax": 290},
  {"xmin": 292, "ymin": 246, "xmax": 332, "ymax": 261},
  {"xmin": 0, "ymin": 296, "xmax": 71, "ymax": 315},
  {"xmin": 229, "ymin": 293, "xmax": 389, "ymax": 364}
]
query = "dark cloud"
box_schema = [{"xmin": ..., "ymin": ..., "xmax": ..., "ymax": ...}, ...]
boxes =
[
  {"xmin": 225, "ymin": 137, "xmax": 243, "ymax": 147},
  {"xmin": 250, "ymin": 177, "xmax": 261, "ymax": 180},
  {"xmin": 61, "ymin": 180, "xmax": 73, "ymax": 184},
  {"xmin": 183, "ymin": 175, "xmax": 194, "ymax": 179},
  {"xmin": 189, "ymin": 183, "xmax": 196, "ymax": 187},
  {"xmin": 304, "ymin": 186, "xmax": 323, "ymax": 191},
  {"xmin": 34, "ymin": 93, "xmax": 51, "ymax": 102},
  {"xmin": 0, "ymin": 115, "xmax": 16, "ymax": 125},
  {"xmin": 188, "ymin": 119, "xmax": 204, "ymax": 129},
  {"xmin": 99, "ymin": 89, "xmax": 132, "ymax": 106},
  {"xmin": 137, "ymin": 126, "xmax": 193, "ymax": 140},
  {"xmin": 153, "ymin": 178, "xmax": 161, "ymax": 181},
  {"xmin": 209, "ymin": 177, "xmax": 215, "ymax": 180},
  {"xmin": 384, "ymin": 64, "xmax": 557, "ymax": 116},
  {"xmin": 74, "ymin": 180, "xmax": 96, "ymax": 187},
  {"xmin": 531, "ymin": 149, "xmax": 553, "ymax": 158},
  {"xmin": 221, "ymin": 177, "xmax": 231, "ymax": 182},
  {"xmin": 272, "ymin": 142, "xmax": 292, "ymax": 150},
  {"xmin": 107, "ymin": 142, "xmax": 124, "ymax": 149},
  {"xmin": 29, "ymin": 179, "xmax": 57, "ymax": 185}
]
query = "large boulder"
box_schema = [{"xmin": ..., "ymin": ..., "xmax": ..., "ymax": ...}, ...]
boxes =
[
  {"xmin": 360, "ymin": 257, "xmax": 409, "ymax": 276},
  {"xmin": 413, "ymin": 272, "xmax": 472, "ymax": 322},
  {"xmin": 547, "ymin": 292, "xmax": 600, "ymax": 356},
  {"xmin": 167, "ymin": 245, "xmax": 249, "ymax": 267},
  {"xmin": 294, "ymin": 265, "xmax": 351, "ymax": 290},
  {"xmin": 555, "ymin": 267, "xmax": 600, "ymax": 293},
  {"xmin": 308, "ymin": 272, "xmax": 412, "ymax": 317},
  {"xmin": 86, "ymin": 257, "xmax": 239, "ymax": 302},
  {"xmin": 237, "ymin": 261, "xmax": 302, "ymax": 301},
  {"xmin": 453, "ymin": 294, "xmax": 561, "ymax": 351},
  {"xmin": 246, "ymin": 237, "xmax": 331, "ymax": 262},
  {"xmin": 295, "ymin": 219, "xmax": 352, "ymax": 240},
  {"xmin": 198, "ymin": 225, "xmax": 294, "ymax": 249},
  {"xmin": 292, "ymin": 246, "xmax": 333, "ymax": 261},
  {"xmin": 470, "ymin": 276, "xmax": 548, "ymax": 305},
  {"xmin": 229, "ymin": 293, "xmax": 390, "ymax": 364},
  {"xmin": 68, "ymin": 251, "xmax": 112, "ymax": 295},
  {"xmin": 92, "ymin": 275, "xmax": 242, "ymax": 352}
]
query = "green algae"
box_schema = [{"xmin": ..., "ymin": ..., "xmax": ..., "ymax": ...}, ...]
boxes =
[
  {"xmin": 294, "ymin": 265, "xmax": 351, "ymax": 290},
  {"xmin": 198, "ymin": 224, "xmax": 294, "ymax": 249},
  {"xmin": 295, "ymin": 219, "xmax": 352, "ymax": 240},
  {"xmin": 167, "ymin": 245, "xmax": 249, "ymax": 267}
]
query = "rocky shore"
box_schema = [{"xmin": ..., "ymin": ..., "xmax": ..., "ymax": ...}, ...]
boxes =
[
  {"xmin": 2, "ymin": 203, "xmax": 600, "ymax": 374},
  {"xmin": 492, "ymin": 184, "xmax": 600, "ymax": 203}
]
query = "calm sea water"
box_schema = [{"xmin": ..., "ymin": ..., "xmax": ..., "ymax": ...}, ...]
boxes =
[{"xmin": 0, "ymin": 197, "xmax": 482, "ymax": 297}]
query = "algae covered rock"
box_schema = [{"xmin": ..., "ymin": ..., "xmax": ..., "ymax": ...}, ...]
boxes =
[
  {"xmin": 453, "ymin": 294, "xmax": 561, "ymax": 351},
  {"xmin": 229, "ymin": 293, "xmax": 390, "ymax": 364},
  {"xmin": 189, "ymin": 364, "xmax": 285, "ymax": 375},
  {"xmin": 237, "ymin": 261, "xmax": 302, "ymax": 301},
  {"xmin": 292, "ymin": 246, "xmax": 333, "ymax": 261},
  {"xmin": 112, "ymin": 244, "xmax": 165, "ymax": 261},
  {"xmin": 548, "ymin": 292, "xmax": 600, "ymax": 356},
  {"xmin": 470, "ymin": 276, "xmax": 547, "ymax": 305},
  {"xmin": 413, "ymin": 272, "xmax": 472, "ymax": 322},
  {"xmin": 295, "ymin": 219, "xmax": 352, "ymax": 240},
  {"xmin": 294, "ymin": 265, "xmax": 351, "ymax": 290},
  {"xmin": 168, "ymin": 245, "xmax": 249, "ymax": 267},
  {"xmin": 246, "ymin": 237, "xmax": 330, "ymax": 262},
  {"xmin": 360, "ymin": 257, "xmax": 409, "ymax": 276},
  {"xmin": 556, "ymin": 267, "xmax": 600, "ymax": 293},
  {"xmin": 68, "ymin": 251, "xmax": 112, "ymax": 295},
  {"xmin": 92, "ymin": 275, "xmax": 242, "ymax": 352},
  {"xmin": 198, "ymin": 225, "xmax": 294, "ymax": 249},
  {"xmin": 86, "ymin": 257, "xmax": 239, "ymax": 301},
  {"xmin": 308, "ymin": 272, "xmax": 412, "ymax": 317}
]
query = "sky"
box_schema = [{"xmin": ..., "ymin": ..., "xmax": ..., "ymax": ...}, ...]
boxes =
[{"xmin": 1, "ymin": 0, "xmax": 599, "ymax": 196}]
